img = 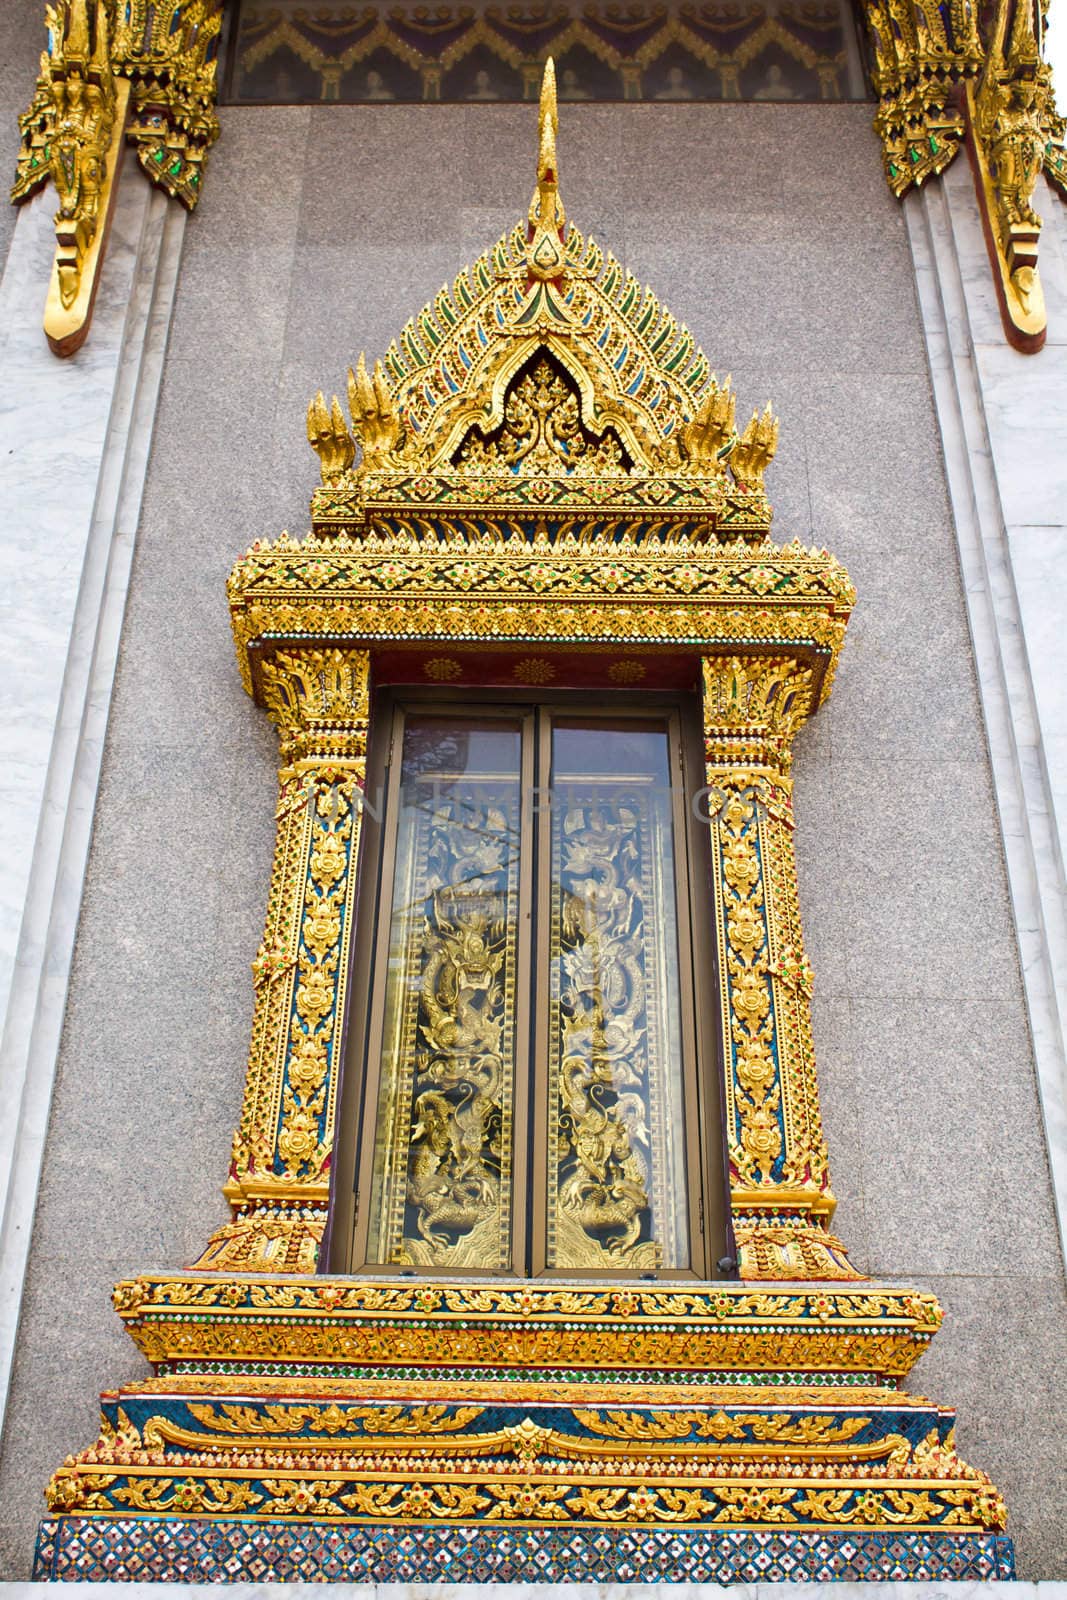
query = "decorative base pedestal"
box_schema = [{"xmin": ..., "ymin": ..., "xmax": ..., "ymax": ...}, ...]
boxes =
[
  {"xmin": 35, "ymin": 1517, "xmax": 1015, "ymax": 1583},
  {"xmin": 33, "ymin": 1276, "xmax": 1012, "ymax": 1583}
]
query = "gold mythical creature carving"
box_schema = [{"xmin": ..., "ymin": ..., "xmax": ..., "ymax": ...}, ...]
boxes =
[
  {"xmin": 348, "ymin": 353, "xmax": 405, "ymax": 471},
  {"xmin": 44, "ymin": 6, "xmax": 115, "ymax": 310},
  {"xmin": 673, "ymin": 375, "xmax": 737, "ymax": 473},
  {"xmin": 551, "ymin": 797, "xmax": 664, "ymax": 1270},
  {"xmin": 13, "ymin": 0, "xmax": 222, "ymax": 355},
  {"xmin": 407, "ymin": 898, "xmax": 506, "ymax": 1253},
  {"xmin": 730, "ymin": 405, "xmax": 780, "ymax": 488},
  {"xmin": 307, "ymin": 391, "xmax": 355, "ymax": 482},
  {"xmin": 10, "ymin": 0, "xmax": 126, "ymax": 353},
  {"xmin": 861, "ymin": 0, "xmax": 1065, "ymax": 349},
  {"xmin": 376, "ymin": 793, "xmax": 518, "ymax": 1270},
  {"xmin": 967, "ymin": 0, "xmax": 1053, "ymax": 341}
]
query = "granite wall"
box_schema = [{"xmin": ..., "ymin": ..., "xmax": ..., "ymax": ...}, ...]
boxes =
[
  {"xmin": 0, "ymin": 4, "xmax": 50, "ymax": 273},
  {"xmin": 0, "ymin": 100, "xmax": 1063, "ymax": 1577}
]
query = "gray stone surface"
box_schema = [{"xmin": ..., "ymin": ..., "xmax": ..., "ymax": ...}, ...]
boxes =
[
  {"xmin": 0, "ymin": 100, "xmax": 1064, "ymax": 1580},
  {"xmin": 0, "ymin": 4, "xmax": 48, "ymax": 273}
]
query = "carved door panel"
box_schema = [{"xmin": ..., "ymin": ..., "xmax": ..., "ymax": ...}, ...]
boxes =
[
  {"xmin": 363, "ymin": 713, "xmax": 533, "ymax": 1274},
  {"xmin": 351, "ymin": 699, "xmax": 715, "ymax": 1278},
  {"xmin": 536, "ymin": 717, "xmax": 695, "ymax": 1275}
]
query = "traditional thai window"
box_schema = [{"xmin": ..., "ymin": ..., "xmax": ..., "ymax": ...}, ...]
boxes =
[
  {"xmin": 331, "ymin": 693, "xmax": 727, "ymax": 1278},
  {"xmin": 35, "ymin": 64, "xmax": 1014, "ymax": 1585}
]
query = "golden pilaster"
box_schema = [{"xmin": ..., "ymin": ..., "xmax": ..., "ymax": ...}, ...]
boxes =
[
  {"xmin": 194, "ymin": 648, "xmax": 370, "ymax": 1273},
  {"xmin": 701, "ymin": 656, "xmax": 860, "ymax": 1280}
]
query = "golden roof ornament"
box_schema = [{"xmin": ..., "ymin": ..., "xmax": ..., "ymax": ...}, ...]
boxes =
[
  {"xmin": 863, "ymin": 0, "xmax": 1066, "ymax": 350},
  {"xmin": 305, "ymin": 60, "xmax": 779, "ymax": 545},
  {"xmin": 12, "ymin": 0, "xmax": 222, "ymax": 356},
  {"xmin": 526, "ymin": 58, "xmax": 566, "ymax": 284}
]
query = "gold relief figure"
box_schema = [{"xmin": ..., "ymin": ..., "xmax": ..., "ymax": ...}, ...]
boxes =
[
  {"xmin": 982, "ymin": 73, "xmax": 1046, "ymax": 232},
  {"xmin": 408, "ymin": 895, "xmax": 506, "ymax": 1251},
  {"xmin": 370, "ymin": 764, "xmax": 521, "ymax": 1271},
  {"xmin": 48, "ymin": 50, "xmax": 114, "ymax": 309},
  {"xmin": 548, "ymin": 783, "xmax": 686, "ymax": 1271}
]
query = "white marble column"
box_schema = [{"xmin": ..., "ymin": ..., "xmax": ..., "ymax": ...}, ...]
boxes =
[
  {"xmin": 906, "ymin": 161, "xmax": 1067, "ymax": 1267},
  {"xmin": 0, "ymin": 151, "xmax": 185, "ymax": 1432}
]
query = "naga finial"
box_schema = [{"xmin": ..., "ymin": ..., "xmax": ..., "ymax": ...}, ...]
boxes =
[{"xmin": 526, "ymin": 57, "xmax": 566, "ymax": 282}]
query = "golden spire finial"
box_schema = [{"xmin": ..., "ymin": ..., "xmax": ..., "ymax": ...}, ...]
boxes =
[
  {"xmin": 526, "ymin": 57, "xmax": 566, "ymax": 282},
  {"xmin": 538, "ymin": 56, "xmax": 559, "ymax": 182}
]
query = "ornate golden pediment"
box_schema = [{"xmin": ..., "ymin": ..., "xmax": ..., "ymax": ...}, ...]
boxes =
[{"xmin": 307, "ymin": 60, "xmax": 778, "ymax": 542}]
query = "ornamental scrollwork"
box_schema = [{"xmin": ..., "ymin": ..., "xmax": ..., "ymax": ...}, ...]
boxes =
[
  {"xmin": 456, "ymin": 358, "xmax": 630, "ymax": 479},
  {"xmin": 46, "ymin": 1451, "xmax": 1008, "ymax": 1533}
]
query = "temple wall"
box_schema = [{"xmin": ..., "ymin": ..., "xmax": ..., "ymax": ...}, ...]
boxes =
[
  {"xmin": 0, "ymin": 5, "xmax": 46, "ymax": 272},
  {"xmin": 0, "ymin": 101, "xmax": 1064, "ymax": 1577}
]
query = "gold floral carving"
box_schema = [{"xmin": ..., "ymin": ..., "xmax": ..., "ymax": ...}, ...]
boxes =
[
  {"xmin": 423, "ymin": 656, "xmax": 462, "ymax": 681},
  {"xmin": 608, "ymin": 659, "xmax": 646, "ymax": 683},
  {"xmin": 109, "ymin": 1273, "xmax": 945, "ymax": 1383},
  {"xmin": 512, "ymin": 655, "xmax": 556, "ymax": 684},
  {"xmin": 456, "ymin": 359, "xmax": 629, "ymax": 478},
  {"xmin": 47, "ymin": 1464, "xmax": 1008, "ymax": 1532}
]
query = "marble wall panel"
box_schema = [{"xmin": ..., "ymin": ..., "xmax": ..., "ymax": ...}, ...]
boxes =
[{"xmin": 0, "ymin": 101, "xmax": 1063, "ymax": 1579}]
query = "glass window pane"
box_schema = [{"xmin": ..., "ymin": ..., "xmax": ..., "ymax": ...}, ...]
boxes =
[
  {"xmin": 366, "ymin": 717, "xmax": 523, "ymax": 1270},
  {"xmin": 545, "ymin": 720, "xmax": 691, "ymax": 1271}
]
